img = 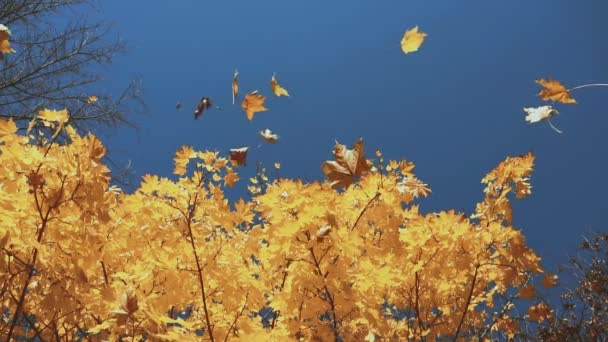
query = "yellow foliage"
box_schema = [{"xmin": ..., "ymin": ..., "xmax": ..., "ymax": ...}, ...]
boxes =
[
  {"xmin": 401, "ymin": 26, "xmax": 427, "ymax": 54},
  {"xmin": 0, "ymin": 115, "xmax": 548, "ymax": 341}
]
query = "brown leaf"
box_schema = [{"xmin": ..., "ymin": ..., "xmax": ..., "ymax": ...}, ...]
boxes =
[
  {"xmin": 230, "ymin": 147, "xmax": 249, "ymax": 167},
  {"xmin": 232, "ymin": 69, "xmax": 239, "ymax": 104},
  {"xmin": 194, "ymin": 97, "xmax": 212, "ymax": 119},
  {"xmin": 321, "ymin": 139, "xmax": 370, "ymax": 189},
  {"xmin": 536, "ymin": 78, "xmax": 576, "ymax": 104}
]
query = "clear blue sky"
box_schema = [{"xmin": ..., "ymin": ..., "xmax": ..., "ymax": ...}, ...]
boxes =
[{"xmin": 94, "ymin": 1, "xmax": 608, "ymax": 275}]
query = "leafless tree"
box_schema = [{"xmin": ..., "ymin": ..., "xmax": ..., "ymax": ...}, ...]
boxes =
[{"xmin": 0, "ymin": 0, "xmax": 144, "ymax": 130}]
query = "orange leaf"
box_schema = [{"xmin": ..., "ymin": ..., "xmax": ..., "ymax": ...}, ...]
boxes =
[
  {"xmin": 536, "ymin": 78, "xmax": 576, "ymax": 104},
  {"xmin": 0, "ymin": 24, "xmax": 16, "ymax": 58},
  {"xmin": 270, "ymin": 73, "xmax": 290, "ymax": 97},
  {"xmin": 242, "ymin": 91, "xmax": 268, "ymax": 121}
]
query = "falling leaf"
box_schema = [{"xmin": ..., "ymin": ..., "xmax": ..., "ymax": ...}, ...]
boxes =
[
  {"xmin": 274, "ymin": 162, "xmax": 281, "ymax": 169},
  {"xmin": 321, "ymin": 139, "xmax": 370, "ymax": 189},
  {"xmin": 242, "ymin": 91, "xmax": 268, "ymax": 121},
  {"xmin": 0, "ymin": 24, "xmax": 16, "ymax": 58},
  {"xmin": 523, "ymin": 105, "xmax": 558, "ymax": 124},
  {"xmin": 194, "ymin": 97, "xmax": 212, "ymax": 119},
  {"xmin": 87, "ymin": 95, "xmax": 98, "ymax": 103},
  {"xmin": 38, "ymin": 109, "xmax": 69, "ymax": 124},
  {"xmin": 270, "ymin": 73, "xmax": 290, "ymax": 97},
  {"xmin": 536, "ymin": 78, "xmax": 576, "ymax": 104},
  {"xmin": 232, "ymin": 69, "xmax": 239, "ymax": 105},
  {"xmin": 401, "ymin": 26, "xmax": 427, "ymax": 54},
  {"xmin": 230, "ymin": 147, "xmax": 249, "ymax": 167},
  {"xmin": 260, "ymin": 129, "xmax": 279, "ymax": 144},
  {"xmin": 523, "ymin": 106, "xmax": 562, "ymax": 133}
]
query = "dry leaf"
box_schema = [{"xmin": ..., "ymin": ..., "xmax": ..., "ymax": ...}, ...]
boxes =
[
  {"xmin": 523, "ymin": 105, "xmax": 562, "ymax": 133},
  {"xmin": 230, "ymin": 147, "xmax": 249, "ymax": 166},
  {"xmin": 242, "ymin": 91, "xmax": 268, "ymax": 121},
  {"xmin": 232, "ymin": 69, "xmax": 239, "ymax": 105},
  {"xmin": 260, "ymin": 129, "xmax": 279, "ymax": 143},
  {"xmin": 270, "ymin": 73, "xmax": 290, "ymax": 97},
  {"xmin": 87, "ymin": 95, "xmax": 98, "ymax": 103},
  {"xmin": 536, "ymin": 78, "xmax": 576, "ymax": 104},
  {"xmin": 321, "ymin": 139, "xmax": 370, "ymax": 189},
  {"xmin": 401, "ymin": 26, "xmax": 427, "ymax": 54},
  {"xmin": 523, "ymin": 105, "xmax": 558, "ymax": 123},
  {"xmin": 0, "ymin": 24, "xmax": 16, "ymax": 58},
  {"xmin": 194, "ymin": 97, "xmax": 212, "ymax": 119}
]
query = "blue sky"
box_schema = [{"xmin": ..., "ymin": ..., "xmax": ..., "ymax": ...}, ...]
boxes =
[{"xmin": 95, "ymin": 1, "xmax": 608, "ymax": 275}]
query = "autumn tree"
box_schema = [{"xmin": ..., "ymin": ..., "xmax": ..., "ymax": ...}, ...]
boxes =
[
  {"xmin": 0, "ymin": 0, "xmax": 143, "ymax": 129},
  {"xmin": 0, "ymin": 112, "xmax": 556, "ymax": 341}
]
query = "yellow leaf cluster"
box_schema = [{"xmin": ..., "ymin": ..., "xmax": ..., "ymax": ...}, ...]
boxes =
[{"xmin": 0, "ymin": 116, "xmax": 552, "ymax": 341}]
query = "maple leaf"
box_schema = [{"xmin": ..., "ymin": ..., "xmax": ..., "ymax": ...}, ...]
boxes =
[
  {"xmin": 536, "ymin": 78, "xmax": 576, "ymax": 104},
  {"xmin": 194, "ymin": 97, "xmax": 212, "ymax": 119},
  {"xmin": 260, "ymin": 129, "xmax": 279, "ymax": 144},
  {"xmin": 87, "ymin": 95, "xmax": 98, "ymax": 103},
  {"xmin": 0, "ymin": 24, "xmax": 16, "ymax": 59},
  {"xmin": 230, "ymin": 147, "xmax": 249, "ymax": 167},
  {"xmin": 321, "ymin": 139, "xmax": 370, "ymax": 189},
  {"xmin": 224, "ymin": 168, "xmax": 240, "ymax": 187},
  {"xmin": 270, "ymin": 73, "xmax": 290, "ymax": 97},
  {"xmin": 173, "ymin": 145, "xmax": 196, "ymax": 175},
  {"xmin": 523, "ymin": 106, "xmax": 562, "ymax": 133},
  {"xmin": 38, "ymin": 108, "xmax": 69, "ymax": 124},
  {"xmin": 401, "ymin": 26, "xmax": 427, "ymax": 54},
  {"xmin": 232, "ymin": 69, "xmax": 239, "ymax": 104},
  {"xmin": 0, "ymin": 118, "xmax": 17, "ymax": 141},
  {"xmin": 242, "ymin": 91, "xmax": 268, "ymax": 121},
  {"xmin": 523, "ymin": 105, "xmax": 557, "ymax": 123}
]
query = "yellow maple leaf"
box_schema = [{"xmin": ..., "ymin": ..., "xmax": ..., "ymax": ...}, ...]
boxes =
[
  {"xmin": 242, "ymin": 91, "xmax": 268, "ymax": 121},
  {"xmin": 270, "ymin": 73, "xmax": 290, "ymax": 97},
  {"xmin": 401, "ymin": 26, "xmax": 427, "ymax": 54},
  {"xmin": 232, "ymin": 69, "xmax": 239, "ymax": 104},
  {"xmin": 173, "ymin": 145, "xmax": 196, "ymax": 176},
  {"xmin": 274, "ymin": 162, "xmax": 281, "ymax": 169},
  {"xmin": 536, "ymin": 78, "xmax": 576, "ymax": 104},
  {"xmin": 0, "ymin": 24, "xmax": 16, "ymax": 58},
  {"xmin": 38, "ymin": 108, "xmax": 70, "ymax": 124},
  {"xmin": 0, "ymin": 118, "xmax": 17, "ymax": 141},
  {"xmin": 87, "ymin": 95, "xmax": 98, "ymax": 103}
]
